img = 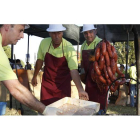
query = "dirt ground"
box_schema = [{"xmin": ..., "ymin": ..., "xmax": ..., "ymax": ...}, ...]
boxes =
[
  {"xmin": 3, "ymin": 97, "xmax": 137, "ymax": 116},
  {"xmin": 4, "ymin": 97, "xmax": 38, "ymax": 115}
]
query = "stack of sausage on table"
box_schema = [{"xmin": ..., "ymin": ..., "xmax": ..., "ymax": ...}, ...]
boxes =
[{"xmin": 91, "ymin": 40, "xmax": 126, "ymax": 92}]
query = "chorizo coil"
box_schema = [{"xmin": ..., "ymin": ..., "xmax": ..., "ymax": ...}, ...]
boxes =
[{"xmin": 91, "ymin": 40, "xmax": 122, "ymax": 93}]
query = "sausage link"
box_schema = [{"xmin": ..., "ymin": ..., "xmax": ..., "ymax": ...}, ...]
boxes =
[
  {"xmin": 111, "ymin": 46, "xmax": 118, "ymax": 62},
  {"xmin": 113, "ymin": 52, "xmax": 118, "ymax": 62},
  {"xmin": 115, "ymin": 80, "xmax": 120, "ymax": 86},
  {"xmin": 116, "ymin": 65, "xmax": 123, "ymax": 76},
  {"xmin": 99, "ymin": 75, "xmax": 107, "ymax": 85},
  {"xmin": 111, "ymin": 45, "xmax": 116, "ymax": 54},
  {"xmin": 112, "ymin": 75, "xmax": 117, "ymax": 81},
  {"xmin": 110, "ymin": 85, "xmax": 118, "ymax": 92},
  {"xmin": 95, "ymin": 47, "xmax": 100, "ymax": 61},
  {"xmin": 99, "ymin": 55, "xmax": 105, "ymax": 70},
  {"xmin": 110, "ymin": 59, "xmax": 116, "ymax": 74},
  {"xmin": 119, "ymin": 74, "xmax": 126, "ymax": 85},
  {"xmin": 103, "ymin": 65, "xmax": 109, "ymax": 79},
  {"xmin": 105, "ymin": 52, "xmax": 110, "ymax": 66},
  {"xmin": 101, "ymin": 41, "xmax": 106, "ymax": 56},
  {"xmin": 107, "ymin": 78, "xmax": 112, "ymax": 86},
  {"xmin": 94, "ymin": 61, "xmax": 101, "ymax": 76},
  {"xmin": 120, "ymin": 79, "xmax": 126, "ymax": 85},
  {"xmin": 106, "ymin": 42, "xmax": 113, "ymax": 58},
  {"xmin": 107, "ymin": 66, "xmax": 113, "ymax": 81},
  {"xmin": 110, "ymin": 85, "xmax": 116, "ymax": 92}
]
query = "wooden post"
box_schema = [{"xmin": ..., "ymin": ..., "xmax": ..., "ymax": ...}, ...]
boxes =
[
  {"xmin": 132, "ymin": 26, "xmax": 140, "ymax": 115},
  {"xmin": 77, "ymin": 42, "xmax": 79, "ymax": 61}
]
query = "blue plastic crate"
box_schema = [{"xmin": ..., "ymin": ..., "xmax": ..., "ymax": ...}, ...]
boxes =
[{"xmin": 0, "ymin": 102, "xmax": 7, "ymax": 115}]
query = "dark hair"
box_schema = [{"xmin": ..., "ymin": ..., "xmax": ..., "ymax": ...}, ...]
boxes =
[
  {"xmin": 0, "ymin": 24, "xmax": 14, "ymax": 28},
  {"xmin": 16, "ymin": 59, "xmax": 21, "ymax": 63},
  {"xmin": 120, "ymin": 64, "xmax": 124, "ymax": 68},
  {"xmin": 0, "ymin": 24, "xmax": 3, "ymax": 28}
]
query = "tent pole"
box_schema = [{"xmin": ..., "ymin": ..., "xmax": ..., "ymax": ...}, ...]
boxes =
[
  {"xmin": 125, "ymin": 30, "xmax": 129, "ymax": 76},
  {"xmin": 27, "ymin": 34, "xmax": 30, "ymax": 63},
  {"xmin": 11, "ymin": 44, "xmax": 14, "ymax": 60},
  {"xmin": 10, "ymin": 44, "xmax": 14, "ymax": 109},
  {"xmin": 103, "ymin": 25, "xmax": 106, "ymax": 39},
  {"xmin": 77, "ymin": 42, "xmax": 79, "ymax": 61}
]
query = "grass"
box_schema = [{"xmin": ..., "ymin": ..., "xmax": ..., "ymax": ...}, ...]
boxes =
[{"xmin": 106, "ymin": 104, "xmax": 137, "ymax": 115}]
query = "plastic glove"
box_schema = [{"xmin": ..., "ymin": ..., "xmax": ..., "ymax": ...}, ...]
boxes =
[
  {"xmin": 42, "ymin": 106, "xmax": 63, "ymax": 115},
  {"xmin": 79, "ymin": 91, "xmax": 89, "ymax": 101}
]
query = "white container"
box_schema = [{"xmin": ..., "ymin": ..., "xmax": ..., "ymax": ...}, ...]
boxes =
[{"xmin": 47, "ymin": 97, "xmax": 100, "ymax": 115}]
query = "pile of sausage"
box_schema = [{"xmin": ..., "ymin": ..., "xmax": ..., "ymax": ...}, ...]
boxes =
[{"xmin": 91, "ymin": 40, "xmax": 126, "ymax": 92}]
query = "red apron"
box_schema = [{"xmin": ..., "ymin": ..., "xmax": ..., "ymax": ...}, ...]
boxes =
[
  {"xmin": 40, "ymin": 41, "xmax": 71, "ymax": 106},
  {"xmin": 81, "ymin": 48, "xmax": 108, "ymax": 110}
]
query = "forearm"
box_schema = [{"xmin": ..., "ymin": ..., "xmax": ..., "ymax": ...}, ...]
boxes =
[
  {"xmin": 2, "ymin": 79, "xmax": 45, "ymax": 113},
  {"xmin": 33, "ymin": 59, "xmax": 43, "ymax": 78},
  {"xmin": 70, "ymin": 69, "xmax": 84, "ymax": 92}
]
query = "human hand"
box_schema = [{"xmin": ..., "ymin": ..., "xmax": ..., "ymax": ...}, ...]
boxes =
[
  {"xmin": 79, "ymin": 91, "xmax": 89, "ymax": 101},
  {"xmin": 42, "ymin": 107, "xmax": 63, "ymax": 115},
  {"xmin": 31, "ymin": 77, "xmax": 38, "ymax": 87}
]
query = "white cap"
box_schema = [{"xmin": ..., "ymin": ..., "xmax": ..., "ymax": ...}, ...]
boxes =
[
  {"xmin": 25, "ymin": 24, "xmax": 30, "ymax": 29},
  {"xmin": 46, "ymin": 24, "xmax": 66, "ymax": 32},
  {"xmin": 81, "ymin": 24, "xmax": 97, "ymax": 33}
]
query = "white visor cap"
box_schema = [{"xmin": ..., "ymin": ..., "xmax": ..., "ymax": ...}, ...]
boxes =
[
  {"xmin": 46, "ymin": 24, "xmax": 66, "ymax": 32},
  {"xmin": 25, "ymin": 24, "xmax": 30, "ymax": 29},
  {"xmin": 81, "ymin": 24, "xmax": 97, "ymax": 33}
]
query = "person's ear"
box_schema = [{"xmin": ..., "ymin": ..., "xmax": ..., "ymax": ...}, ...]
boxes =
[
  {"xmin": 49, "ymin": 32, "xmax": 51, "ymax": 37},
  {"xmin": 95, "ymin": 29, "xmax": 97, "ymax": 34},
  {"xmin": 3, "ymin": 24, "xmax": 10, "ymax": 31}
]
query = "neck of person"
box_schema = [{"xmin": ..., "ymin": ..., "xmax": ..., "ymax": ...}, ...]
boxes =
[
  {"xmin": 52, "ymin": 41, "xmax": 62, "ymax": 48},
  {"xmin": 87, "ymin": 41, "xmax": 91, "ymax": 46},
  {"xmin": 86, "ymin": 40, "xmax": 93, "ymax": 46},
  {"xmin": 0, "ymin": 32, "xmax": 8, "ymax": 46}
]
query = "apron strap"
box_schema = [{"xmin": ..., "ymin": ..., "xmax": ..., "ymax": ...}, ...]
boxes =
[
  {"xmin": 62, "ymin": 40, "xmax": 64, "ymax": 56},
  {"xmin": 48, "ymin": 41, "xmax": 52, "ymax": 53},
  {"xmin": 82, "ymin": 43, "xmax": 93, "ymax": 82}
]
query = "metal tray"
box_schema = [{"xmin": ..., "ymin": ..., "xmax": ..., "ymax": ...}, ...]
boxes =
[{"xmin": 47, "ymin": 97, "xmax": 100, "ymax": 115}]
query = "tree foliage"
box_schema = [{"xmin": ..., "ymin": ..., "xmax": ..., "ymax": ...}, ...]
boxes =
[{"xmin": 114, "ymin": 41, "xmax": 135, "ymax": 65}]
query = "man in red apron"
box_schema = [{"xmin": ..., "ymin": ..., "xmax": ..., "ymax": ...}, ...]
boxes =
[
  {"xmin": 80, "ymin": 24, "xmax": 108, "ymax": 115},
  {"xmin": 32, "ymin": 24, "xmax": 89, "ymax": 106}
]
